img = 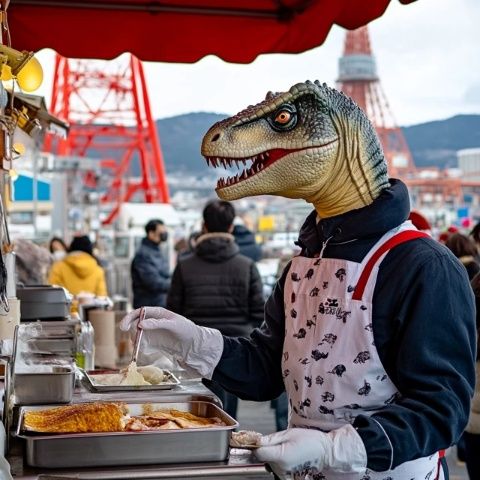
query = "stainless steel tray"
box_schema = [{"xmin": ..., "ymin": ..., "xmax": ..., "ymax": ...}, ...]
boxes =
[
  {"xmin": 82, "ymin": 368, "xmax": 181, "ymax": 391},
  {"xmin": 16, "ymin": 401, "xmax": 238, "ymax": 468},
  {"xmin": 27, "ymin": 337, "xmax": 76, "ymax": 354},
  {"xmin": 14, "ymin": 366, "xmax": 75, "ymax": 405}
]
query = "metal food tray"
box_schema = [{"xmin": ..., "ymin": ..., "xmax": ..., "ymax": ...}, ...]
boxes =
[
  {"xmin": 16, "ymin": 401, "xmax": 238, "ymax": 468},
  {"xmin": 82, "ymin": 368, "xmax": 181, "ymax": 391},
  {"xmin": 14, "ymin": 366, "xmax": 75, "ymax": 405}
]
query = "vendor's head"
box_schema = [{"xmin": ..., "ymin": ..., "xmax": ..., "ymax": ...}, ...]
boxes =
[
  {"xmin": 69, "ymin": 235, "xmax": 93, "ymax": 255},
  {"xmin": 145, "ymin": 219, "xmax": 168, "ymax": 245},
  {"xmin": 202, "ymin": 200, "xmax": 235, "ymax": 233}
]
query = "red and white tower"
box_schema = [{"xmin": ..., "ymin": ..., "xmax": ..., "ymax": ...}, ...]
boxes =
[
  {"xmin": 336, "ymin": 26, "xmax": 416, "ymax": 178},
  {"xmin": 44, "ymin": 54, "xmax": 170, "ymax": 225}
]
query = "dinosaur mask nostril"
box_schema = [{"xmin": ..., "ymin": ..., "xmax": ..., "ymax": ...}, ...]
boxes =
[{"xmin": 211, "ymin": 133, "xmax": 221, "ymax": 142}]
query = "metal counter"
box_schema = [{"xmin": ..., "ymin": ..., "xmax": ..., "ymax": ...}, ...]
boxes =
[
  {"xmin": 10, "ymin": 448, "xmax": 270, "ymax": 479},
  {"xmin": 6, "ymin": 374, "xmax": 272, "ymax": 479}
]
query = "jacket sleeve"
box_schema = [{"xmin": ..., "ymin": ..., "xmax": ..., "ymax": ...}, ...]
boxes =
[
  {"xmin": 212, "ymin": 263, "xmax": 290, "ymax": 401},
  {"xmin": 354, "ymin": 252, "xmax": 476, "ymax": 471},
  {"xmin": 248, "ymin": 262, "xmax": 265, "ymax": 329},
  {"xmin": 166, "ymin": 264, "xmax": 184, "ymax": 316},
  {"xmin": 48, "ymin": 262, "xmax": 62, "ymax": 286},
  {"xmin": 131, "ymin": 253, "xmax": 170, "ymax": 293}
]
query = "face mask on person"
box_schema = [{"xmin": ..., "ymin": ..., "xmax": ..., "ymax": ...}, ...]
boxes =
[
  {"xmin": 53, "ymin": 250, "xmax": 66, "ymax": 261},
  {"xmin": 159, "ymin": 232, "xmax": 168, "ymax": 243}
]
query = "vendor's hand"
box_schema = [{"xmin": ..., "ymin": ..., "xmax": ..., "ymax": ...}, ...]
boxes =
[
  {"xmin": 255, "ymin": 425, "xmax": 367, "ymax": 479},
  {"xmin": 120, "ymin": 307, "xmax": 224, "ymax": 379}
]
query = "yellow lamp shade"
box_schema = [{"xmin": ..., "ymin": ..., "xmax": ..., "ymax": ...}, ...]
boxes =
[
  {"xmin": 1, "ymin": 64, "xmax": 13, "ymax": 81},
  {"xmin": 16, "ymin": 56, "xmax": 43, "ymax": 92}
]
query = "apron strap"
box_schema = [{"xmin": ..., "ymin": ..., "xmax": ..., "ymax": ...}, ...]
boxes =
[
  {"xmin": 435, "ymin": 449, "xmax": 447, "ymax": 480},
  {"xmin": 352, "ymin": 231, "xmax": 429, "ymax": 301}
]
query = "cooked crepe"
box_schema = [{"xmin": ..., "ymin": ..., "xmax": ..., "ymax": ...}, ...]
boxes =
[
  {"xmin": 124, "ymin": 416, "xmax": 180, "ymax": 431},
  {"xmin": 24, "ymin": 402, "xmax": 125, "ymax": 433},
  {"xmin": 146, "ymin": 408, "xmax": 225, "ymax": 428},
  {"xmin": 230, "ymin": 430, "xmax": 262, "ymax": 448}
]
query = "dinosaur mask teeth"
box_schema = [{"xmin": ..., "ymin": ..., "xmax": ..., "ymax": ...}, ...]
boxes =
[
  {"xmin": 206, "ymin": 147, "xmax": 311, "ymax": 190},
  {"xmin": 216, "ymin": 160, "xmax": 267, "ymax": 188},
  {"xmin": 205, "ymin": 151, "xmax": 271, "ymax": 190},
  {"xmin": 205, "ymin": 151, "xmax": 270, "ymax": 169}
]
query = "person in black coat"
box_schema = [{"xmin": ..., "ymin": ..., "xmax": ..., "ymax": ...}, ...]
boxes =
[
  {"xmin": 131, "ymin": 219, "xmax": 170, "ymax": 309},
  {"xmin": 167, "ymin": 200, "xmax": 264, "ymax": 418},
  {"xmin": 232, "ymin": 223, "xmax": 262, "ymax": 262}
]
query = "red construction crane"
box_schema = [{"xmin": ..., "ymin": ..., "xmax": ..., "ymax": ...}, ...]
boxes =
[
  {"xmin": 336, "ymin": 26, "xmax": 416, "ymax": 178},
  {"xmin": 44, "ymin": 54, "xmax": 170, "ymax": 225}
]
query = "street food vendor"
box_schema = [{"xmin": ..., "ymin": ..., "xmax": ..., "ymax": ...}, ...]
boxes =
[{"xmin": 121, "ymin": 81, "xmax": 476, "ymax": 480}]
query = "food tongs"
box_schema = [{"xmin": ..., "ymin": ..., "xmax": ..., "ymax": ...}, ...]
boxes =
[{"xmin": 131, "ymin": 307, "xmax": 146, "ymax": 364}]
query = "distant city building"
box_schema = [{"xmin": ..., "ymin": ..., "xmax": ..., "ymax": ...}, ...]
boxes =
[{"xmin": 458, "ymin": 148, "xmax": 480, "ymax": 181}]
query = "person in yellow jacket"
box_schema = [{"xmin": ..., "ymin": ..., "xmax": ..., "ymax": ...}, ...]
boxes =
[{"xmin": 48, "ymin": 235, "xmax": 107, "ymax": 297}]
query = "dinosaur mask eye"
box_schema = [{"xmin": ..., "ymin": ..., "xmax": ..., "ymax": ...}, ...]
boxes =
[
  {"xmin": 275, "ymin": 111, "xmax": 291, "ymax": 124},
  {"xmin": 268, "ymin": 105, "xmax": 297, "ymax": 131}
]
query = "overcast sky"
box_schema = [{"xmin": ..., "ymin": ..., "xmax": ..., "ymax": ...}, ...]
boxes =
[{"xmin": 34, "ymin": 0, "xmax": 479, "ymax": 127}]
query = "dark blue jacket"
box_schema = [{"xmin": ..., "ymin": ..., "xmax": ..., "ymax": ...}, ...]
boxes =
[
  {"xmin": 131, "ymin": 238, "xmax": 170, "ymax": 309},
  {"xmin": 213, "ymin": 179, "xmax": 476, "ymax": 472},
  {"xmin": 233, "ymin": 225, "xmax": 262, "ymax": 262}
]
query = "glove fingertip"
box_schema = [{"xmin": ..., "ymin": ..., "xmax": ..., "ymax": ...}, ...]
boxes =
[{"xmin": 119, "ymin": 312, "xmax": 137, "ymax": 331}]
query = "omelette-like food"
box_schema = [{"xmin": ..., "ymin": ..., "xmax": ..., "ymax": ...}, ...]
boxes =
[{"xmin": 24, "ymin": 402, "xmax": 125, "ymax": 433}]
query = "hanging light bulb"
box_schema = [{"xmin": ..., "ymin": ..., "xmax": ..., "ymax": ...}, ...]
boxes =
[
  {"xmin": 0, "ymin": 45, "xmax": 43, "ymax": 92},
  {"xmin": 16, "ymin": 56, "xmax": 43, "ymax": 92}
]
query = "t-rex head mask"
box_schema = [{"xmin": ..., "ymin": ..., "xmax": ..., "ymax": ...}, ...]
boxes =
[{"xmin": 201, "ymin": 80, "xmax": 389, "ymax": 218}]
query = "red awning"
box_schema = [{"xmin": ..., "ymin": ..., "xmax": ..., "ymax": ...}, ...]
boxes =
[{"xmin": 7, "ymin": 0, "xmax": 416, "ymax": 63}]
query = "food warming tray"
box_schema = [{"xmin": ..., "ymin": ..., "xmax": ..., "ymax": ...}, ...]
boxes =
[
  {"xmin": 82, "ymin": 368, "xmax": 181, "ymax": 391},
  {"xmin": 16, "ymin": 401, "xmax": 238, "ymax": 468}
]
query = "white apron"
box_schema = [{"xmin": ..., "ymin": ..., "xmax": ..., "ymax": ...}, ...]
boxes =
[{"xmin": 282, "ymin": 221, "xmax": 445, "ymax": 480}]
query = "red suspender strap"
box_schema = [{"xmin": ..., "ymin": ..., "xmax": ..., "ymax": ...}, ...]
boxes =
[
  {"xmin": 352, "ymin": 231, "xmax": 429, "ymax": 301},
  {"xmin": 435, "ymin": 449, "xmax": 446, "ymax": 480}
]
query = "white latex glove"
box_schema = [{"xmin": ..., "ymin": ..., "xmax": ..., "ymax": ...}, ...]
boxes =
[
  {"xmin": 120, "ymin": 307, "xmax": 224, "ymax": 379},
  {"xmin": 255, "ymin": 424, "xmax": 367, "ymax": 479}
]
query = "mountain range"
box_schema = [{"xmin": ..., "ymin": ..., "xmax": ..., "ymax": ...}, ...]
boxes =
[{"xmin": 156, "ymin": 113, "xmax": 480, "ymax": 175}]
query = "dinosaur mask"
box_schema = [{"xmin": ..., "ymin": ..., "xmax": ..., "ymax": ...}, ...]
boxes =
[{"xmin": 201, "ymin": 80, "xmax": 389, "ymax": 218}]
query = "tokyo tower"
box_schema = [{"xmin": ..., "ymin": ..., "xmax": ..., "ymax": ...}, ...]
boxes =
[
  {"xmin": 336, "ymin": 26, "xmax": 416, "ymax": 178},
  {"xmin": 44, "ymin": 54, "xmax": 170, "ymax": 225}
]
